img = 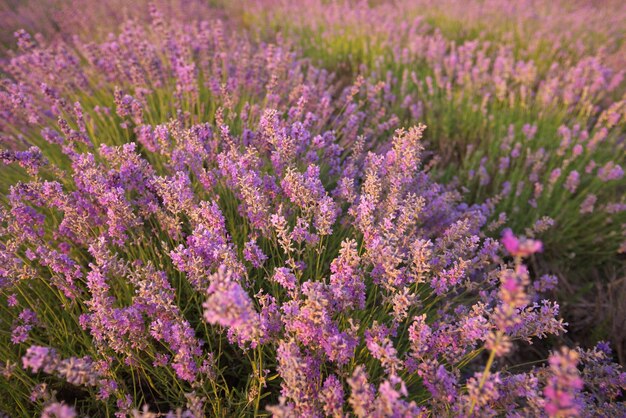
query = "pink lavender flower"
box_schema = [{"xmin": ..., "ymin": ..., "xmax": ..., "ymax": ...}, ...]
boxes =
[
  {"xmin": 549, "ymin": 168, "xmax": 561, "ymax": 185},
  {"xmin": 431, "ymin": 259, "xmax": 468, "ymax": 295},
  {"xmin": 365, "ymin": 323, "xmax": 401, "ymax": 373},
  {"xmin": 408, "ymin": 314, "xmax": 433, "ymax": 360},
  {"xmin": 580, "ymin": 194, "xmax": 597, "ymax": 214},
  {"xmin": 14, "ymin": 29, "xmax": 35, "ymax": 51},
  {"xmin": 501, "ymin": 229, "xmax": 543, "ymax": 258},
  {"xmin": 544, "ymin": 347, "xmax": 584, "ymax": 417},
  {"xmin": 565, "ymin": 170, "xmax": 580, "ymax": 193},
  {"xmin": 41, "ymin": 403, "xmax": 77, "ymax": 418},
  {"xmin": 374, "ymin": 374, "xmax": 423, "ymax": 416},
  {"xmin": 7, "ymin": 294, "xmax": 18, "ymax": 307},
  {"xmin": 22, "ymin": 345, "xmax": 101, "ymax": 387}
]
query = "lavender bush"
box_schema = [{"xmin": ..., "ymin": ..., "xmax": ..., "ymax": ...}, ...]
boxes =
[{"xmin": 1, "ymin": 1, "xmax": 625, "ymax": 416}]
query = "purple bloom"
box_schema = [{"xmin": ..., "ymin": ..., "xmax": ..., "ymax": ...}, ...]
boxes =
[
  {"xmin": 348, "ymin": 366, "xmax": 376, "ymax": 417},
  {"xmin": 203, "ymin": 266, "xmax": 261, "ymax": 346},
  {"xmin": 243, "ymin": 238, "xmax": 268, "ymax": 268},
  {"xmin": 597, "ymin": 162, "xmax": 623, "ymax": 182},
  {"xmin": 328, "ymin": 239, "xmax": 365, "ymax": 310},
  {"xmin": 320, "ymin": 374, "xmax": 344, "ymax": 417},
  {"xmin": 22, "ymin": 346, "xmax": 59, "ymax": 374},
  {"xmin": 417, "ymin": 360, "xmax": 458, "ymax": 404},
  {"xmin": 271, "ymin": 267, "xmax": 298, "ymax": 291},
  {"xmin": 275, "ymin": 339, "xmax": 322, "ymax": 416}
]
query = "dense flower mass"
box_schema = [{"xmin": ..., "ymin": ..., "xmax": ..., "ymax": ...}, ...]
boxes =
[{"xmin": 0, "ymin": 0, "xmax": 625, "ymax": 416}]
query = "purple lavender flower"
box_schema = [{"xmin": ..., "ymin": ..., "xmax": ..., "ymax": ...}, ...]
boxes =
[
  {"xmin": 203, "ymin": 266, "xmax": 261, "ymax": 346},
  {"xmin": 348, "ymin": 366, "xmax": 376, "ymax": 417},
  {"xmin": 580, "ymin": 194, "xmax": 597, "ymax": 214},
  {"xmin": 417, "ymin": 359, "xmax": 458, "ymax": 404},
  {"xmin": 276, "ymin": 339, "xmax": 322, "ymax": 416},
  {"xmin": 22, "ymin": 346, "xmax": 59, "ymax": 374},
  {"xmin": 320, "ymin": 374, "xmax": 344, "ymax": 417},
  {"xmin": 328, "ymin": 239, "xmax": 365, "ymax": 310},
  {"xmin": 243, "ymin": 238, "xmax": 268, "ymax": 268},
  {"xmin": 271, "ymin": 267, "xmax": 298, "ymax": 292}
]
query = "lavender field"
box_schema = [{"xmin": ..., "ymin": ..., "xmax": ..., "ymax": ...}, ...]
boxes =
[{"xmin": 1, "ymin": 0, "xmax": 625, "ymax": 416}]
